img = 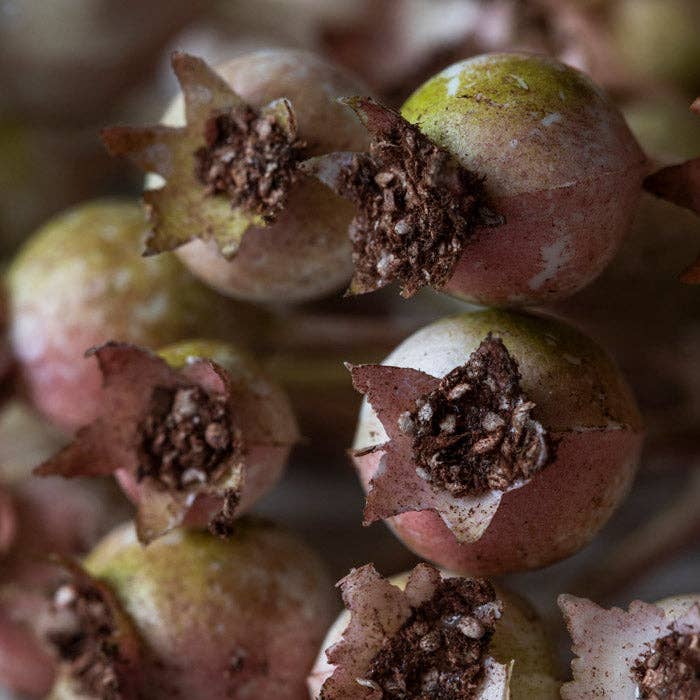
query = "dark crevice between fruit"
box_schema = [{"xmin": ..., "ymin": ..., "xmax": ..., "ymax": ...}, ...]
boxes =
[
  {"xmin": 137, "ymin": 384, "xmax": 238, "ymax": 494},
  {"xmin": 631, "ymin": 631, "xmax": 700, "ymax": 700},
  {"xmin": 194, "ymin": 106, "xmax": 305, "ymax": 221},
  {"xmin": 398, "ymin": 335, "xmax": 552, "ymax": 496},
  {"xmin": 362, "ymin": 578, "xmax": 499, "ymax": 699},
  {"xmin": 333, "ymin": 104, "xmax": 499, "ymax": 297},
  {"xmin": 47, "ymin": 581, "xmax": 123, "ymax": 700}
]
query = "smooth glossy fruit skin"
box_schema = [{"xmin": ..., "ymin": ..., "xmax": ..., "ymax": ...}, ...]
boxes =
[
  {"xmin": 49, "ymin": 519, "xmax": 335, "ymax": 700},
  {"xmin": 7, "ymin": 199, "xmax": 259, "ymax": 432},
  {"xmin": 308, "ymin": 571, "xmax": 561, "ymax": 699},
  {"xmin": 353, "ymin": 310, "xmax": 643, "ymax": 576},
  {"xmin": 150, "ymin": 48, "xmax": 369, "ymax": 303},
  {"xmin": 400, "ymin": 53, "xmax": 647, "ymax": 307}
]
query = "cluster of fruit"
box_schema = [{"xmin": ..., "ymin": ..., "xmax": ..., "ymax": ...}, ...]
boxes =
[{"xmin": 1, "ymin": 4, "xmax": 700, "ymax": 699}]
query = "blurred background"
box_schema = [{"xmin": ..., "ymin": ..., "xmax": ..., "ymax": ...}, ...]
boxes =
[{"xmin": 1, "ymin": 0, "xmax": 699, "ymax": 694}]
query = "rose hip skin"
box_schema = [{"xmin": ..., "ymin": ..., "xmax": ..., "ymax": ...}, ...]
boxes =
[
  {"xmin": 308, "ymin": 566, "xmax": 561, "ymax": 699},
  {"xmin": 559, "ymin": 593, "xmax": 700, "ymax": 699},
  {"xmin": 47, "ymin": 519, "xmax": 335, "ymax": 700},
  {"xmin": 136, "ymin": 49, "xmax": 369, "ymax": 302},
  {"xmin": 399, "ymin": 52, "xmax": 647, "ymax": 306},
  {"xmin": 7, "ymin": 199, "xmax": 259, "ymax": 432},
  {"xmin": 353, "ymin": 309, "xmax": 643, "ymax": 576}
]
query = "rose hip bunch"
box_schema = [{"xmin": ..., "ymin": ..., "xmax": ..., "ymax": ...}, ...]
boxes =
[{"xmin": 1, "ymin": 23, "xmax": 697, "ymax": 700}]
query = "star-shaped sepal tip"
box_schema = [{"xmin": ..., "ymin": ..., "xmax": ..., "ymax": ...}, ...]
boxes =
[
  {"xmin": 643, "ymin": 97, "xmax": 700, "ymax": 284},
  {"xmin": 559, "ymin": 594, "xmax": 700, "ymax": 700},
  {"xmin": 34, "ymin": 342, "xmax": 254, "ymax": 545},
  {"xmin": 101, "ymin": 52, "xmax": 301, "ymax": 260},
  {"xmin": 301, "ymin": 97, "xmax": 500, "ymax": 299},
  {"xmin": 347, "ymin": 337, "xmax": 551, "ymax": 543},
  {"xmin": 44, "ymin": 556, "xmax": 142, "ymax": 700},
  {"xmin": 317, "ymin": 563, "xmax": 510, "ymax": 700}
]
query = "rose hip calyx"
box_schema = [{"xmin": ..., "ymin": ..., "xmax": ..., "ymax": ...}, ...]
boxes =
[
  {"xmin": 317, "ymin": 563, "xmax": 508, "ymax": 699},
  {"xmin": 348, "ymin": 332, "xmax": 555, "ymax": 541},
  {"xmin": 45, "ymin": 561, "xmax": 139, "ymax": 700},
  {"xmin": 102, "ymin": 53, "xmax": 304, "ymax": 259},
  {"xmin": 138, "ymin": 384, "xmax": 238, "ymax": 490},
  {"xmin": 35, "ymin": 342, "xmax": 269, "ymax": 544},
  {"xmin": 559, "ymin": 594, "xmax": 700, "ymax": 700},
  {"xmin": 47, "ymin": 583, "xmax": 121, "ymax": 699},
  {"xmin": 631, "ymin": 631, "xmax": 700, "ymax": 699},
  {"xmin": 399, "ymin": 334, "xmax": 551, "ymax": 497},
  {"xmin": 302, "ymin": 97, "xmax": 500, "ymax": 297},
  {"xmin": 363, "ymin": 576, "xmax": 499, "ymax": 698},
  {"xmin": 194, "ymin": 100, "xmax": 305, "ymax": 221}
]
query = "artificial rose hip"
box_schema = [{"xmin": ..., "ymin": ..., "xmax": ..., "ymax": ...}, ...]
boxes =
[
  {"xmin": 351, "ymin": 309, "xmax": 643, "ymax": 576},
  {"xmin": 7, "ymin": 199, "xmax": 259, "ymax": 432},
  {"xmin": 37, "ymin": 339, "xmax": 298, "ymax": 544},
  {"xmin": 306, "ymin": 52, "xmax": 647, "ymax": 305},
  {"xmin": 102, "ymin": 49, "xmax": 369, "ymax": 302},
  {"xmin": 45, "ymin": 519, "xmax": 334, "ymax": 700},
  {"xmin": 308, "ymin": 563, "xmax": 560, "ymax": 699},
  {"xmin": 559, "ymin": 593, "xmax": 700, "ymax": 699}
]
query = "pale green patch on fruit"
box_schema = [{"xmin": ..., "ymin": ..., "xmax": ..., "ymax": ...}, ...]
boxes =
[
  {"xmin": 158, "ymin": 338, "xmax": 257, "ymax": 379},
  {"xmin": 401, "ymin": 53, "xmax": 597, "ymax": 132}
]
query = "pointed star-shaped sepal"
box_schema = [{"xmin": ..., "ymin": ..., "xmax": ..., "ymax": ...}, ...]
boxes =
[
  {"xmin": 559, "ymin": 594, "xmax": 700, "ymax": 700},
  {"xmin": 348, "ymin": 362, "xmax": 530, "ymax": 543},
  {"xmin": 35, "ymin": 343, "xmax": 256, "ymax": 545},
  {"xmin": 318, "ymin": 563, "xmax": 510, "ymax": 700},
  {"xmin": 102, "ymin": 53, "xmax": 299, "ymax": 259}
]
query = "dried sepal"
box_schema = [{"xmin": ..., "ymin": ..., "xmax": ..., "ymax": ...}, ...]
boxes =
[
  {"xmin": 318, "ymin": 563, "xmax": 509, "ymax": 700},
  {"xmin": 101, "ymin": 52, "xmax": 304, "ymax": 259},
  {"xmin": 347, "ymin": 336, "xmax": 552, "ymax": 543},
  {"xmin": 45, "ymin": 557, "xmax": 141, "ymax": 700},
  {"xmin": 35, "ymin": 343, "xmax": 290, "ymax": 544},
  {"xmin": 302, "ymin": 97, "xmax": 499, "ymax": 298},
  {"xmin": 643, "ymin": 97, "xmax": 700, "ymax": 284},
  {"xmin": 559, "ymin": 594, "xmax": 700, "ymax": 699}
]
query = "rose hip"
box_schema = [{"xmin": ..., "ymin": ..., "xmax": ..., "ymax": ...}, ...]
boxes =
[
  {"xmin": 307, "ymin": 52, "xmax": 648, "ymax": 305},
  {"xmin": 37, "ymin": 339, "xmax": 298, "ymax": 544},
  {"xmin": 559, "ymin": 593, "xmax": 700, "ymax": 699},
  {"xmin": 350, "ymin": 309, "xmax": 643, "ymax": 575},
  {"xmin": 102, "ymin": 49, "xmax": 369, "ymax": 303},
  {"xmin": 309, "ymin": 563, "xmax": 560, "ymax": 699},
  {"xmin": 45, "ymin": 519, "xmax": 334, "ymax": 700},
  {"xmin": 7, "ymin": 199, "xmax": 259, "ymax": 432}
]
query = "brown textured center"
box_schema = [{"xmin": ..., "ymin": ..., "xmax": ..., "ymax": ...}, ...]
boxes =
[
  {"xmin": 194, "ymin": 106, "xmax": 305, "ymax": 221},
  {"xmin": 398, "ymin": 335, "xmax": 551, "ymax": 496},
  {"xmin": 631, "ymin": 631, "xmax": 700, "ymax": 699},
  {"xmin": 335, "ymin": 111, "xmax": 494, "ymax": 297},
  {"xmin": 137, "ymin": 384, "xmax": 237, "ymax": 491},
  {"xmin": 363, "ymin": 578, "xmax": 499, "ymax": 699},
  {"xmin": 46, "ymin": 582, "xmax": 122, "ymax": 700}
]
